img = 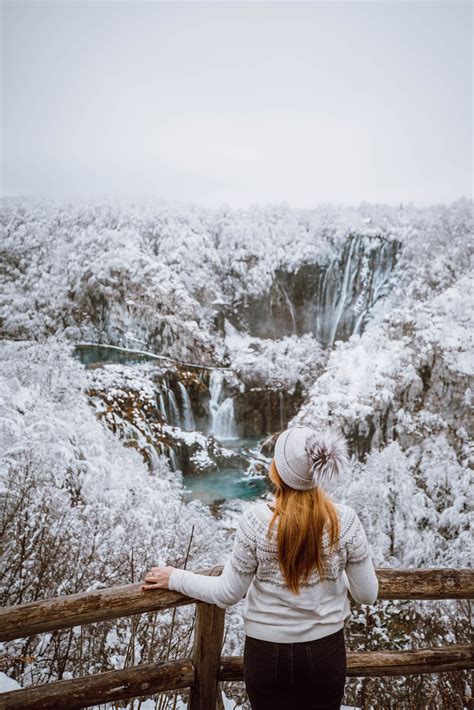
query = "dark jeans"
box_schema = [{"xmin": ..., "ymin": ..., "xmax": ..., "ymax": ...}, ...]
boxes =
[{"xmin": 243, "ymin": 628, "xmax": 347, "ymax": 710}]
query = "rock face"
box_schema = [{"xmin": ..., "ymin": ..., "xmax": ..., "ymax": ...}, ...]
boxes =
[
  {"xmin": 301, "ymin": 348, "xmax": 471, "ymax": 463},
  {"xmin": 79, "ymin": 350, "xmax": 304, "ymax": 482},
  {"xmin": 223, "ymin": 234, "xmax": 400, "ymax": 346},
  {"xmin": 233, "ymin": 386, "xmax": 304, "ymax": 438},
  {"xmin": 294, "ymin": 269, "xmax": 473, "ymax": 464}
]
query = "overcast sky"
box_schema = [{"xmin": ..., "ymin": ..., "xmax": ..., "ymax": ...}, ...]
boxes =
[{"xmin": 1, "ymin": 1, "xmax": 472, "ymax": 208}]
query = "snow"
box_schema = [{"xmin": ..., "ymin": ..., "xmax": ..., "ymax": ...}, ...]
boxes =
[
  {"xmin": 224, "ymin": 321, "xmax": 327, "ymax": 394},
  {"xmin": 0, "ymin": 672, "xmax": 21, "ymax": 693},
  {"xmin": 0, "ymin": 195, "xmax": 471, "ymax": 707},
  {"xmin": 3, "ymin": 195, "xmax": 463, "ymax": 362}
]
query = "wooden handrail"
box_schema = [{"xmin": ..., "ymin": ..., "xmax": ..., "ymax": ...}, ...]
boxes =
[
  {"xmin": 0, "ymin": 566, "xmax": 472, "ymax": 709},
  {"xmin": 218, "ymin": 644, "xmax": 474, "ymax": 679},
  {"xmin": 0, "ymin": 658, "xmax": 195, "ymax": 710},
  {"xmin": 1, "ymin": 567, "xmax": 472, "ymax": 643},
  {"xmin": 1, "ymin": 646, "xmax": 472, "ymax": 709},
  {"xmin": 0, "ymin": 583, "xmax": 194, "ymax": 643},
  {"xmin": 375, "ymin": 567, "xmax": 474, "ymax": 599}
]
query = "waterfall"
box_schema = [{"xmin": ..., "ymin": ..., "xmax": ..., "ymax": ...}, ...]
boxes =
[
  {"xmin": 167, "ymin": 388, "xmax": 181, "ymax": 427},
  {"xmin": 209, "ymin": 369, "xmax": 224, "ymax": 411},
  {"xmin": 178, "ymin": 381, "xmax": 195, "ymax": 431},
  {"xmin": 314, "ymin": 268, "xmax": 333, "ymax": 345},
  {"xmin": 279, "ymin": 282, "xmax": 297, "ymax": 334},
  {"xmin": 213, "ymin": 397, "xmax": 238, "ymax": 440},
  {"xmin": 209, "ymin": 370, "xmax": 223, "ymax": 434},
  {"xmin": 328, "ymin": 235, "xmax": 358, "ymax": 348},
  {"xmin": 208, "ymin": 370, "xmax": 238, "ymax": 440},
  {"xmin": 279, "ymin": 391, "xmax": 285, "ymax": 430},
  {"xmin": 119, "ymin": 419, "xmax": 162, "ymax": 473},
  {"xmin": 168, "ymin": 446, "xmax": 178, "ymax": 471},
  {"xmin": 352, "ymin": 309, "xmax": 366, "ymax": 336},
  {"xmin": 147, "ymin": 444, "xmax": 162, "ymax": 474},
  {"xmin": 312, "ymin": 235, "xmax": 398, "ymax": 347},
  {"xmin": 158, "ymin": 391, "xmax": 168, "ymax": 421}
]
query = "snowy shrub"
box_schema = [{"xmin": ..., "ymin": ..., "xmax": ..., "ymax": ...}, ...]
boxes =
[{"xmin": 0, "ymin": 337, "xmax": 247, "ymax": 692}]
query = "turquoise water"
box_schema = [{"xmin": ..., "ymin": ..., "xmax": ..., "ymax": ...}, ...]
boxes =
[
  {"xmin": 182, "ymin": 435, "xmax": 272, "ymax": 505},
  {"xmin": 182, "ymin": 466, "xmax": 269, "ymax": 505},
  {"xmin": 74, "ymin": 343, "xmax": 161, "ymax": 366},
  {"xmin": 76, "ymin": 344, "xmax": 273, "ymax": 505}
]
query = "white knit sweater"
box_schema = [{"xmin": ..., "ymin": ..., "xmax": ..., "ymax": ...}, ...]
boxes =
[{"xmin": 168, "ymin": 500, "xmax": 379, "ymax": 643}]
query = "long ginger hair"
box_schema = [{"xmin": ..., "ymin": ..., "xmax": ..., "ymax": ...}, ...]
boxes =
[{"xmin": 267, "ymin": 458, "xmax": 340, "ymax": 594}]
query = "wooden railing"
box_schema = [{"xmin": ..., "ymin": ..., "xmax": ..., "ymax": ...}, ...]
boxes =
[{"xmin": 0, "ymin": 567, "xmax": 472, "ymax": 710}]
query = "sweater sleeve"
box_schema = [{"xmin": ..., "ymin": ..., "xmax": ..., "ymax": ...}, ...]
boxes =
[
  {"xmin": 168, "ymin": 510, "xmax": 258, "ymax": 609},
  {"xmin": 344, "ymin": 510, "xmax": 379, "ymax": 605}
]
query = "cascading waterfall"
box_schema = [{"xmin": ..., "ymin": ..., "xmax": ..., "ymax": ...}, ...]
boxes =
[
  {"xmin": 327, "ymin": 235, "xmax": 359, "ymax": 348},
  {"xmin": 120, "ymin": 419, "xmax": 162, "ymax": 473},
  {"xmin": 213, "ymin": 397, "xmax": 238, "ymax": 440},
  {"xmin": 158, "ymin": 391, "xmax": 168, "ymax": 422},
  {"xmin": 353, "ymin": 308, "xmax": 366, "ymax": 337},
  {"xmin": 168, "ymin": 446, "xmax": 178, "ymax": 471},
  {"xmin": 208, "ymin": 370, "xmax": 238, "ymax": 440},
  {"xmin": 278, "ymin": 282, "xmax": 297, "ymax": 334},
  {"xmin": 148, "ymin": 444, "xmax": 162, "ymax": 473},
  {"xmin": 209, "ymin": 368, "xmax": 223, "ymax": 410},
  {"xmin": 167, "ymin": 387, "xmax": 181, "ymax": 427},
  {"xmin": 178, "ymin": 381, "xmax": 196, "ymax": 431},
  {"xmin": 209, "ymin": 369, "xmax": 223, "ymax": 434},
  {"xmin": 314, "ymin": 234, "xmax": 399, "ymax": 347}
]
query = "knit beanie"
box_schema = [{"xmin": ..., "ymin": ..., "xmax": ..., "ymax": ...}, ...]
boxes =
[{"xmin": 273, "ymin": 425, "xmax": 349, "ymax": 490}]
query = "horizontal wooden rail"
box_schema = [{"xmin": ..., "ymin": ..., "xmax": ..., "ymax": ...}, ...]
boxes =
[
  {"xmin": 219, "ymin": 644, "xmax": 474, "ymax": 681},
  {"xmin": 0, "ymin": 658, "xmax": 194, "ymax": 710},
  {"xmin": 1, "ymin": 645, "xmax": 472, "ymax": 710},
  {"xmin": 375, "ymin": 568, "xmax": 474, "ymax": 600},
  {"xmin": 211, "ymin": 566, "xmax": 473, "ymax": 601},
  {"xmin": 0, "ymin": 584, "xmax": 194, "ymax": 643},
  {"xmin": 1, "ymin": 567, "xmax": 472, "ymax": 644}
]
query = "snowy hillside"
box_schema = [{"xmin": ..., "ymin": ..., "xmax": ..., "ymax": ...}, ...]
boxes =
[
  {"xmin": 0, "ymin": 195, "xmax": 472, "ymax": 708},
  {"xmin": 0, "ymin": 196, "xmax": 435, "ymax": 359}
]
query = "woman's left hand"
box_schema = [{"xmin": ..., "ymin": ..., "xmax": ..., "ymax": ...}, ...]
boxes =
[{"xmin": 142, "ymin": 565, "xmax": 175, "ymax": 591}]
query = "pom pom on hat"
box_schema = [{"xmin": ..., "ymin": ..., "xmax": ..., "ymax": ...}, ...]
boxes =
[
  {"xmin": 274, "ymin": 424, "xmax": 349, "ymax": 490},
  {"xmin": 304, "ymin": 427, "xmax": 349, "ymax": 485}
]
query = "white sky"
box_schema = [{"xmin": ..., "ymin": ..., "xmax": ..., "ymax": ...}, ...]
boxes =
[{"xmin": 1, "ymin": 0, "xmax": 472, "ymax": 208}]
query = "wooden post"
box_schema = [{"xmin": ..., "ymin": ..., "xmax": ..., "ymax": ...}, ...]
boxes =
[{"xmin": 188, "ymin": 602, "xmax": 226, "ymax": 710}]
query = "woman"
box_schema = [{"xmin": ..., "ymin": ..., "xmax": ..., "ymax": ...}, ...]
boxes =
[{"xmin": 143, "ymin": 425, "xmax": 379, "ymax": 709}]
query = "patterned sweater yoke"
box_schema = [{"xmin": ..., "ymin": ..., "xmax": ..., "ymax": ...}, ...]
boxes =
[
  {"xmin": 231, "ymin": 501, "xmax": 372, "ymax": 585},
  {"xmin": 168, "ymin": 500, "xmax": 379, "ymax": 643}
]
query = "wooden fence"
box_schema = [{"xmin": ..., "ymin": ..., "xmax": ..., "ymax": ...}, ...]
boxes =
[{"xmin": 0, "ymin": 567, "xmax": 472, "ymax": 709}]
